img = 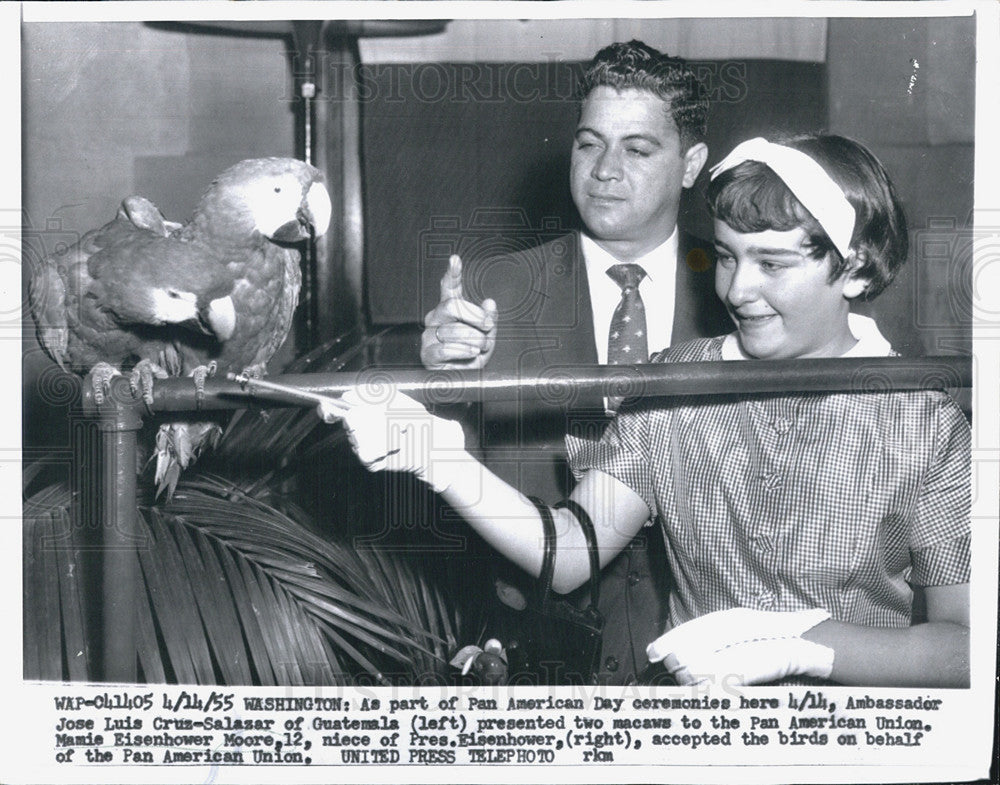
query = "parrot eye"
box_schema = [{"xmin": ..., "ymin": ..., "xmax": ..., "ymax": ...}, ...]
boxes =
[
  {"xmin": 273, "ymin": 187, "xmax": 282, "ymax": 193},
  {"xmin": 167, "ymin": 291, "xmax": 181, "ymax": 299}
]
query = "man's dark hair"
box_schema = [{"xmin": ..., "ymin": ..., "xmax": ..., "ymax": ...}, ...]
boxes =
[{"xmin": 578, "ymin": 40, "xmax": 709, "ymax": 150}]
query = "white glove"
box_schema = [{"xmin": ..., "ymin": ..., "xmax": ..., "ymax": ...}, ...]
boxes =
[
  {"xmin": 646, "ymin": 607, "xmax": 834, "ymax": 686},
  {"xmin": 316, "ymin": 386, "xmax": 467, "ymax": 493}
]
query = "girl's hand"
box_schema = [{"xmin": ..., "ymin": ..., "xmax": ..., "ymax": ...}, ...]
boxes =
[
  {"xmin": 646, "ymin": 607, "xmax": 834, "ymax": 686},
  {"xmin": 316, "ymin": 386, "xmax": 467, "ymax": 493}
]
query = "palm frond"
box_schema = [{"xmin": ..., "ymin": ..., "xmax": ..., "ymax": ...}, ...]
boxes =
[
  {"xmin": 167, "ymin": 476, "xmax": 449, "ymax": 644},
  {"xmin": 24, "ymin": 471, "xmax": 461, "ymax": 684},
  {"xmin": 24, "ymin": 485, "xmax": 91, "ymax": 681}
]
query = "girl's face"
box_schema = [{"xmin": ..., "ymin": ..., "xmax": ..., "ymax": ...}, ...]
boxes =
[{"xmin": 713, "ymin": 220, "xmax": 866, "ymax": 360}]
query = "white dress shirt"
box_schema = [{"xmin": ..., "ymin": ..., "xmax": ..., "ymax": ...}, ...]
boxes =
[{"xmin": 581, "ymin": 230, "xmax": 679, "ymax": 364}]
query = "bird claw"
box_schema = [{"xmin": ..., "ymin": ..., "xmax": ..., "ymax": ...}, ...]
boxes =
[
  {"xmin": 89, "ymin": 362, "xmax": 121, "ymax": 406},
  {"xmin": 241, "ymin": 363, "xmax": 267, "ymax": 380},
  {"xmin": 191, "ymin": 361, "xmax": 218, "ymax": 408},
  {"xmin": 154, "ymin": 421, "xmax": 224, "ymax": 499},
  {"xmin": 129, "ymin": 359, "xmax": 169, "ymax": 407}
]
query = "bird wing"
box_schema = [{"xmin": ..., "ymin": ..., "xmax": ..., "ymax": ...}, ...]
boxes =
[
  {"xmin": 29, "ymin": 202, "xmax": 162, "ymax": 372},
  {"xmin": 27, "ymin": 251, "xmax": 70, "ymax": 369},
  {"xmin": 248, "ymin": 244, "xmax": 302, "ymax": 371}
]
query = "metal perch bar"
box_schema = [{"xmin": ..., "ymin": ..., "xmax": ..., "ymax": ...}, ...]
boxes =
[
  {"xmin": 107, "ymin": 355, "xmax": 971, "ymax": 413},
  {"xmin": 80, "ymin": 384, "xmax": 144, "ymax": 683}
]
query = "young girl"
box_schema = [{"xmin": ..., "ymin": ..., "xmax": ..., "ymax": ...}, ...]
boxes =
[{"xmin": 320, "ymin": 135, "xmax": 970, "ymax": 688}]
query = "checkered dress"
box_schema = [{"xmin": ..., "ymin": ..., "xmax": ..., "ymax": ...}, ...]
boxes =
[{"xmin": 567, "ymin": 336, "xmax": 971, "ymax": 629}]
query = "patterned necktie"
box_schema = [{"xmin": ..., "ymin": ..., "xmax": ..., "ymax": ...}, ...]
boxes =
[{"xmin": 607, "ymin": 263, "xmax": 649, "ymax": 365}]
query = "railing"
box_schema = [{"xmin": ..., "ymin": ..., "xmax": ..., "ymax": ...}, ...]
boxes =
[{"xmin": 78, "ymin": 355, "xmax": 972, "ymax": 681}]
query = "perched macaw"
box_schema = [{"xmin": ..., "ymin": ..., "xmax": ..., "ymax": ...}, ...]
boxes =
[{"xmin": 29, "ymin": 157, "xmax": 332, "ymax": 497}]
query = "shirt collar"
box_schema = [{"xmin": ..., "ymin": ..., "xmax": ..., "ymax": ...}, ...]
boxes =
[
  {"xmin": 842, "ymin": 313, "xmax": 894, "ymax": 357},
  {"xmin": 720, "ymin": 313, "xmax": 894, "ymax": 360},
  {"xmin": 581, "ymin": 227, "xmax": 679, "ymax": 282}
]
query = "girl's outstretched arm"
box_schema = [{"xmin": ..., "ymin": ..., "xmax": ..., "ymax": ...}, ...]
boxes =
[{"xmin": 319, "ymin": 388, "xmax": 650, "ymax": 593}]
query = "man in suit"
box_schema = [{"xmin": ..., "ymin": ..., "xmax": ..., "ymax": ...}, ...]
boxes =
[{"xmin": 421, "ymin": 40, "xmax": 731, "ymax": 683}]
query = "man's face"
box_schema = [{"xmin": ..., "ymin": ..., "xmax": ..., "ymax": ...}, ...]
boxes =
[
  {"xmin": 570, "ymin": 86, "xmax": 705, "ymax": 259},
  {"xmin": 713, "ymin": 221, "xmax": 864, "ymax": 360}
]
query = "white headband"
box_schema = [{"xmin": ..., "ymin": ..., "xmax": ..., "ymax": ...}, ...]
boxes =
[{"xmin": 709, "ymin": 137, "xmax": 856, "ymax": 259}]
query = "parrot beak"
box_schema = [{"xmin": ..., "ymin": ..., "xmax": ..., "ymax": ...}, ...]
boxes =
[
  {"xmin": 271, "ymin": 219, "xmax": 307, "ymax": 243},
  {"xmin": 266, "ymin": 181, "xmax": 332, "ymax": 242},
  {"xmin": 199, "ymin": 296, "xmax": 236, "ymax": 341},
  {"xmin": 303, "ymin": 181, "xmax": 332, "ymax": 238}
]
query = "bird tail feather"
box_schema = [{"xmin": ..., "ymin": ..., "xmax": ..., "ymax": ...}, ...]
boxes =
[{"xmin": 154, "ymin": 421, "xmax": 223, "ymax": 499}]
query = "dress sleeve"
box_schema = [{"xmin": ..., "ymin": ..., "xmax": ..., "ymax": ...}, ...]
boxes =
[
  {"xmin": 565, "ymin": 337, "xmax": 721, "ymax": 514},
  {"xmin": 909, "ymin": 393, "xmax": 971, "ymax": 586},
  {"xmin": 566, "ymin": 404, "xmax": 658, "ymax": 516}
]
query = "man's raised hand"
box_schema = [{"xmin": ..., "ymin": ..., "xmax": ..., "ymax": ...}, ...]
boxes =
[{"xmin": 420, "ymin": 255, "xmax": 498, "ymax": 370}]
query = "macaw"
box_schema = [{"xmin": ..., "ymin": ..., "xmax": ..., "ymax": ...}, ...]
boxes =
[{"xmin": 29, "ymin": 157, "xmax": 332, "ymax": 497}]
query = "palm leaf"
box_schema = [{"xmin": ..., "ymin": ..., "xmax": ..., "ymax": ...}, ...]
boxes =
[
  {"xmin": 162, "ymin": 475, "xmax": 456, "ymax": 682},
  {"xmin": 167, "ymin": 476, "xmax": 448, "ymax": 651},
  {"xmin": 23, "ymin": 469, "xmax": 460, "ymax": 684},
  {"xmin": 24, "ymin": 485, "xmax": 91, "ymax": 681},
  {"xmin": 24, "ymin": 328, "xmax": 468, "ymax": 685}
]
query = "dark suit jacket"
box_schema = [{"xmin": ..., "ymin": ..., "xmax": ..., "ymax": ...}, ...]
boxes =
[{"xmin": 462, "ymin": 230, "xmax": 731, "ymax": 683}]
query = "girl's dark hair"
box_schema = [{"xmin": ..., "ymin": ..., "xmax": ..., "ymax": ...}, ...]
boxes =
[{"xmin": 707, "ymin": 134, "xmax": 908, "ymax": 300}]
